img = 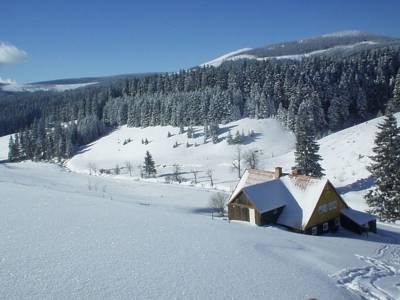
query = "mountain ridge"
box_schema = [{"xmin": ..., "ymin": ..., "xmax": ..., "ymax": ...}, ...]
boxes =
[{"xmin": 201, "ymin": 31, "xmax": 400, "ymax": 67}]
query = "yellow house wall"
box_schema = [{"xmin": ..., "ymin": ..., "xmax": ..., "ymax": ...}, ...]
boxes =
[{"xmin": 305, "ymin": 182, "xmax": 348, "ymax": 230}]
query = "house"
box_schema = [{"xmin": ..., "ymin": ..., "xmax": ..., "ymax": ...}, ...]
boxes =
[{"xmin": 228, "ymin": 167, "xmax": 377, "ymax": 235}]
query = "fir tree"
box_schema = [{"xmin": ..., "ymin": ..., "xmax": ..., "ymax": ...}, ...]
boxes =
[
  {"xmin": 294, "ymin": 104, "xmax": 325, "ymax": 177},
  {"xmin": 143, "ymin": 151, "xmax": 157, "ymax": 177},
  {"xmin": 8, "ymin": 135, "xmax": 15, "ymax": 162},
  {"xmin": 226, "ymin": 130, "xmax": 233, "ymax": 145},
  {"xmin": 210, "ymin": 122, "xmax": 219, "ymax": 144},
  {"xmin": 233, "ymin": 130, "xmax": 242, "ymax": 144},
  {"xmin": 365, "ymin": 108, "xmax": 400, "ymax": 221},
  {"xmin": 391, "ymin": 70, "xmax": 400, "ymax": 112}
]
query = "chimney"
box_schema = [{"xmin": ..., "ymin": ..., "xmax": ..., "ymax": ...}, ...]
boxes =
[{"xmin": 274, "ymin": 167, "xmax": 282, "ymax": 178}]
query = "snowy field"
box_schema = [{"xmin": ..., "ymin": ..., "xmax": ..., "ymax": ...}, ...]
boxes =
[
  {"xmin": 64, "ymin": 113, "xmax": 400, "ymax": 211},
  {"xmin": 1, "ymin": 162, "xmax": 400, "ymax": 299},
  {"xmin": 66, "ymin": 118, "xmax": 296, "ymax": 192}
]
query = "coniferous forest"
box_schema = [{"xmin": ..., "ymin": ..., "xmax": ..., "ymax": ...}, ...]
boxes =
[{"xmin": 2, "ymin": 46, "xmax": 400, "ymax": 161}]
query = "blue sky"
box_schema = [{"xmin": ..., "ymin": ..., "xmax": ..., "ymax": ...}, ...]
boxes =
[{"xmin": 1, "ymin": 0, "xmax": 400, "ymax": 83}]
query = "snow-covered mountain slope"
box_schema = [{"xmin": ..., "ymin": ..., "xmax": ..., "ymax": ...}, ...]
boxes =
[
  {"xmin": 0, "ymin": 133, "xmax": 10, "ymax": 161},
  {"xmin": 66, "ymin": 118, "xmax": 296, "ymax": 191},
  {"xmin": 0, "ymin": 73, "xmax": 157, "ymax": 93},
  {"xmin": 2, "ymin": 161, "xmax": 400, "ymax": 299},
  {"xmin": 262, "ymin": 113, "xmax": 400, "ymax": 210},
  {"xmin": 1, "ymin": 113, "xmax": 398, "ymax": 211},
  {"xmin": 1, "ymin": 82, "xmax": 98, "ymax": 92},
  {"xmin": 200, "ymin": 47, "xmax": 253, "ymax": 67},
  {"xmin": 66, "ymin": 113, "xmax": 399, "ymax": 210},
  {"xmin": 201, "ymin": 31, "xmax": 400, "ymax": 67}
]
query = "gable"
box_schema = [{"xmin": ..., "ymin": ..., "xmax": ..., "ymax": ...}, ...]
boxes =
[
  {"xmin": 230, "ymin": 191, "xmax": 255, "ymax": 208},
  {"xmin": 278, "ymin": 176, "xmax": 327, "ymax": 229},
  {"xmin": 305, "ymin": 181, "xmax": 348, "ymax": 229},
  {"xmin": 228, "ymin": 169, "xmax": 276, "ymax": 204}
]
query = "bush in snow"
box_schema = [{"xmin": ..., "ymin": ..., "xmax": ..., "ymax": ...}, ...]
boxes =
[{"xmin": 209, "ymin": 193, "xmax": 227, "ymax": 216}]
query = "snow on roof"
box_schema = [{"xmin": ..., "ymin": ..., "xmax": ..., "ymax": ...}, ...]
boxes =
[
  {"xmin": 278, "ymin": 176, "xmax": 328, "ymax": 229},
  {"xmin": 229, "ymin": 169, "xmax": 332, "ymax": 230},
  {"xmin": 242, "ymin": 180, "xmax": 289, "ymax": 213},
  {"xmin": 341, "ymin": 208, "xmax": 376, "ymax": 225},
  {"xmin": 228, "ymin": 169, "xmax": 276, "ymax": 203}
]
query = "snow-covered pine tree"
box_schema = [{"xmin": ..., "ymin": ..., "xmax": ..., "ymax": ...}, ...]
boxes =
[
  {"xmin": 276, "ymin": 103, "xmax": 288, "ymax": 127},
  {"xmin": 391, "ymin": 70, "xmax": 400, "ymax": 112},
  {"xmin": 187, "ymin": 126, "xmax": 194, "ymax": 138},
  {"xmin": 365, "ymin": 107, "xmax": 400, "ymax": 221},
  {"xmin": 210, "ymin": 122, "xmax": 219, "ymax": 144},
  {"xmin": 143, "ymin": 151, "xmax": 157, "ymax": 177},
  {"xmin": 294, "ymin": 102, "xmax": 325, "ymax": 177},
  {"xmin": 8, "ymin": 135, "xmax": 15, "ymax": 162},
  {"xmin": 179, "ymin": 124, "xmax": 185, "ymax": 134},
  {"xmin": 233, "ymin": 130, "xmax": 242, "ymax": 144},
  {"xmin": 226, "ymin": 130, "xmax": 233, "ymax": 145}
]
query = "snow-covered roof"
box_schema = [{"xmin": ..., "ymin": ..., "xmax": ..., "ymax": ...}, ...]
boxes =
[
  {"xmin": 277, "ymin": 176, "xmax": 328, "ymax": 229},
  {"xmin": 228, "ymin": 169, "xmax": 277, "ymax": 203},
  {"xmin": 341, "ymin": 208, "xmax": 376, "ymax": 225},
  {"xmin": 242, "ymin": 180, "xmax": 289, "ymax": 213},
  {"xmin": 229, "ymin": 169, "xmax": 331, "ymax": 230}
]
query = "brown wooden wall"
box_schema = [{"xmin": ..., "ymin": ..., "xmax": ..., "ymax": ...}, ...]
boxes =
[
  {"xmin": 228, "ymin": 192, "xmax": 259, "ymax": 224},
  {"xmin": 305, "ymin": 181, "xmax": 347, "ymax": 230}
]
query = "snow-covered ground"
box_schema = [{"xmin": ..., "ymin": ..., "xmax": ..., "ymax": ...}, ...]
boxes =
[
  {"xmin": 1, "ymin": 162, "xmax": 400, "ymax": 299},
  {"xmin": 62, "ymin": 113, "xmax": 400, "ymax": 211},
  {"xmin": 263, "ymin": 113, "xmax": 400, "ymax": 211},
  {"xmin": 66, "ymin": 118, "xmax": 296, "ymax": 192}
]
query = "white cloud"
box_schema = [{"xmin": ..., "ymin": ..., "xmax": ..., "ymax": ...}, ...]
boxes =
[{"xmin": 0, "ymin": 42, "xmax": 27, "ymax": 65}]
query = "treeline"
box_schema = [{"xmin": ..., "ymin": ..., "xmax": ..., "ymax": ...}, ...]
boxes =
[
  {"xmin": 2, "ymin": 46, "xmax": 400, "ymax": 146},
  {"xmin": 8, "ymin": 115, "xmax": 107, "ymax": 162}
]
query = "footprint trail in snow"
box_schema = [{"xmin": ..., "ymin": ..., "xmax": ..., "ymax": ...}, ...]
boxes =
[{"xmin": 333, "ymin": 238, "xmax": 400, "ymax": 300}]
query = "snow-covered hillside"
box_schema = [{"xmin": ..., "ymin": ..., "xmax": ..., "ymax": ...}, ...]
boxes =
[
  {"xmin": 66, "ymin": 118, "xmax": 296, "ymax": 191},
  {"xmin": 0, "ymin": 113, "xmax": 398, "ymax": 211},
  {"xmin": 1, "ymin": 162, "xmax": 400, "ymax": 299},
  {"xmin": 200, "ymin": 47, "xmax": 253, "ymax": 67},
  {"xmin": 1, "ymin": 81, "xmax": 97, "ymax": 92},
  {"xmin": 263, "ymin": 113, "xmax": 400, "ymax": 211},
  {"xmin": 201, "ymin": 31, "xmax": 400, "ymax": 67},
  {"xmin": 63, "ymin": 113, "xmax": 400, "ymax": 211}
]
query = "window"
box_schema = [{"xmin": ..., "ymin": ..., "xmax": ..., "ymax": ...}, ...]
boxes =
[
  {"xmin": 323, "ymin": 222, "xmax": 329, "ymax": 232},
  {"xmin": 328, "ymin": 201, "xmax": 337, "ymax": 211},
  {"xmin": 312, "ymin": 226, "xmax": 318, "ymax": 235},
  {"xmin": 318, "ymin": 204, "xmax": 328, "ymax": 214},
  {"xmin": 319, "ymin": 201, "xmax": 337, "ymax": 214}
]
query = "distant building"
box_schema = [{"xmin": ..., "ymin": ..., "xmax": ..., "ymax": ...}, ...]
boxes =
[{"xmin": 228, "ymin": 168, "xmax": 376, "ymax": 235}]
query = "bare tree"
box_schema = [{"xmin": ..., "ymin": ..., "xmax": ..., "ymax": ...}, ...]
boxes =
[
  {"xmin": 231, "ymin": 145, "xmax": 243, "ymax": 178},
  {"xmin": 114, "ymin": 164, "xmax": 120, "ymax": 175},
  {"xmin": 125, "ymin": 161, "xmax": 133, "ymax": 176},
  {"xmin": 191, "ymin": 169, "xmax": 200, "ymax": 184},
  {"xmin": 244, "ymin": 149, "xmax": 259, "ymax": 169},
  {"xmin": 88, "ymin": 162, "xmax": 97, "ymax": 175},
  {"xmin": 172, "ymin": 164, "xmax": 182, "ymax": 183},
  {"xmin": 209, "ymin": 193, "xmax": 227, "ymax": 216},
  {"xmin": 137, "ymin": 165, "xmax": 144, "ymax": 178},
  {"xmin": 207, "ymin": 169, "xmax": 214, "ymax": 187}
]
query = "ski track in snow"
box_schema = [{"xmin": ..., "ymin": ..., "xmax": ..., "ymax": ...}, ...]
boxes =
[{"xmin": 333, "ymin": 233, "xmax": 400, "ymax": 300}]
